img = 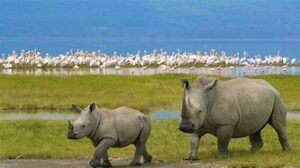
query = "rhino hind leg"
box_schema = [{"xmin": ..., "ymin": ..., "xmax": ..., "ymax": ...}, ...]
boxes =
[
  {"xmin": 131, "ymin": 122, "xmax": 152, "ymax": 165},
  {"xmin": 269, "ymin": 122, "xmax": 291, "ymax": 151},
  {"xmin": 130, "ymin": 139, "xmax": 152, "ymax": 165},
  {"xmin": 130, "ymin": 143, "xmax": 145, "ymax": 166},
  {"xmin": 249, "ymin": 131, "xmax": 263, "ymax": 152},
  {"xmin": 268, "ymin": 97, "xmax": 291, "ymax": 151}
]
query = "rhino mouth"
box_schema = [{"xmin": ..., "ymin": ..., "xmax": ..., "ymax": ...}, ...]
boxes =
[
  {"xmin": 179, "ymin": 122, "xmax": 195, "ymax": 133},
  {"xmin": 67, "ymin": 131, "xmax": 78, "ymax": 139}
]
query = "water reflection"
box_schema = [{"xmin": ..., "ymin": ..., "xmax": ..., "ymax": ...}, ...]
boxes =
[
  {"xmin": 1, "ymin": 111, "xmax": 299, "ymax": 120},
  {"xmin": 0, "ymin": 113, "xmax": 76, "ymax": 121}
]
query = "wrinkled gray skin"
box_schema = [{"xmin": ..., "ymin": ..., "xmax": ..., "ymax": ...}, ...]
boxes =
[
  {"xmin": 67, "ymin": 104, "xmax": 152, "ymax": 168},
  {"xmin": 179, "ymin": 76, "xmax": 291, "ymax": 160}
]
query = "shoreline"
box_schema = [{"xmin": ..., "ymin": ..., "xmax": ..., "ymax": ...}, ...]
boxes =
[
  {"xmin": 1, "ymin": 66, "xmax": 300, "ymax": 77},
  {"xmin": 0, "ymin": 158, "xmax": 224, "ymax": 168}
]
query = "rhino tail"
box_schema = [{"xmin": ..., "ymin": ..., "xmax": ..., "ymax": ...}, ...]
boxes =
[{"xmin": 135, "ymin": 116, "xmax": 151, "ymax": 144}]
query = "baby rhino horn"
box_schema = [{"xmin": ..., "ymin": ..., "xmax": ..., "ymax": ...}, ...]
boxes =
[{"xmin": 68, "ymin": 120, "xmax": 73, "ymax": 130}]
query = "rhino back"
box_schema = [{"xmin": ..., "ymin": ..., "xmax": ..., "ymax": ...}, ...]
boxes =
[
  {"xmin": 208, "ymin": 78, "xmax": 276, "ymax": 137},
  {"xmin": 111, "ymin": 107, "xmax": 149, "ymax": 147}
]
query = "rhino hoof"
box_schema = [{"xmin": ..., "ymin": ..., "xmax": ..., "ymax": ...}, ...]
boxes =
[
  {"xmin": 251, "ymin": 147, "xmax": 261, "ymax": 153},
  {"xmin": 217, "ymin": 153, "xmax": 228, "ymax": 159},
  {"xmin": 130, "ymin": 162, "xmax": 141, "ymax": 166},
  {"xmin": 102, "ymin": 160, "xmax": 112, "ymax": 168},
  {"xmin": 184, "ymin": 156, "xmax": 199, "ymax": 161},
  {"xmin": 144, "ymin": 155, "xmax": 152, "ymax": 163},
  {"xmin": 89, "ymin": 158, "xmax": 101, "ymax": 168}
]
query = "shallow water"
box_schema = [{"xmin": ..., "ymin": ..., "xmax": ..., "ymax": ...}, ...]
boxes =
[
  {"xmin": 0, "ymin": 113, "xmax": 77, "ymax": 121},
  {"xmin": 0, "ymin": 111, "xmax": 299, "ymax": 121},
  {"xmin": 151, "ymin": 111, "xmax": 300, "ymax": 120},
  {"xmin": 1, "ymin": 66, "xmax": 300, "ymax": 77}
]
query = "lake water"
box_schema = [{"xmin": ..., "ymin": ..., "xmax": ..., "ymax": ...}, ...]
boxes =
[
  {"xmin": 0, "ymin": 111, "xmax": 299, "ymax": 121},
  {"xmin": 1, "ymin": 66, "xmax": 300, "ymax": 77}
]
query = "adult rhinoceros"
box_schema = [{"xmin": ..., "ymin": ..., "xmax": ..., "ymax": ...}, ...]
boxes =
[
  {"xmin": 179, "ymin": 76, "xmax": 290, "ymax": 159},
  {"xmin": 67, "ymin": 103, "xmax": 152, "ymax": 168}
]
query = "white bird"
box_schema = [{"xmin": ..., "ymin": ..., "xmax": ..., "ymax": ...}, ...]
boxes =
[
  {"xmin": 3, "ymin": 63, "xmax": 12, "ymax": 69},
  {"xmin": 0, "ymin": 49, "xmax": 296, "ymax": 74},
  {"xmin": 73, "ymin": 65, "xmax": 79, "ymax": 69},
  {"xmin": 291, "ymin": 58, "xmax": 297, "ymax": 64}
]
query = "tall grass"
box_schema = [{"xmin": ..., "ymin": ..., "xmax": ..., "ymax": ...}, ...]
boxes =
[
  {"xmin": 0, "ymin": 74, "xmax": 299, "ymax": 112},
  {"xmin": 0, "ymin": 119, "xmax": 299, "ymax": 167}
]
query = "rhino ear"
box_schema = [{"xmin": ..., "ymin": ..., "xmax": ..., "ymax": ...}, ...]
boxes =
[
  {"xmin": 89, "ymin": 103, "xmax": 97, "ymax": 113},
  {"xmin": 203, "ymin": 80, "xmax": 218, "ymax": 92},
  {"xmin": 181, "ymin": 79, "xmax": 190, "ymax": 89},
  {"xmin": 72, "ymin": 104, "xmax": 82, "ymax": 113}
]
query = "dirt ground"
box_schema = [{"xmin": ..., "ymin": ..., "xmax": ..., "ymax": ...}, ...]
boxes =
[{"xmin": 0, "ymin": 158, "xmax": 223, "ymax": 168}]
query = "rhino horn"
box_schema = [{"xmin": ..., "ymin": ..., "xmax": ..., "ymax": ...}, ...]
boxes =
[{"xmin": 68, "ymin": 120, "xmax": 74, "ymax": 130}]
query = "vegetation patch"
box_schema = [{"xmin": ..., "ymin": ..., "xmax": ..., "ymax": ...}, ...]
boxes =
[{"xmin": 0, "ymin": 74, "xmax": 299, "ymax": 112}]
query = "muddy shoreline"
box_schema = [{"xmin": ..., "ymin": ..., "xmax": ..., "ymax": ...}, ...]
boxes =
[{"xmin": 0, "ymin": 158, "xmax": 222, "ymax": 168}]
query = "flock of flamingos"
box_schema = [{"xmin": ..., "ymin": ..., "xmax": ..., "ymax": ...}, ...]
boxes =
[{"xmin": 0, "ymin": 49, "xmax": 298, "ymax": 73}]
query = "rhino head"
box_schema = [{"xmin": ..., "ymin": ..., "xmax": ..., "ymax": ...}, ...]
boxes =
[
  {"xmin": 67, "ymin": 103, "xmax": 98, "ymax": 139},
  {"xmin": 179, "ymin": 76, "xmax": 218, "ymax": 133}
]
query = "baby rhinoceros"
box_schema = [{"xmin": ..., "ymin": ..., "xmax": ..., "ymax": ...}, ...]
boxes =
[{"xmin": 67, "ymin": 103, "xmax": 152, "ymax": 168}]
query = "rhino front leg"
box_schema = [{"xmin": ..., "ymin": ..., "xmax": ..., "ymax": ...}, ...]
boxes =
[
  {"xmin": 249, "ymin": 131, "xmax": 264, "ymax": 152},
  {"xmin": 216, "ymin": 125, "xmax": 233, "ymax": 159},
  {"xmin": 185, "ymin": 133, "xmax": 200, "ymax": 160},
  {"xmin": 101, "ymin": 151, "xmax": 112, "ymax": 168},
  {"xmin": 90, "ymin": 138, "xmax": 116, "ymax": 168}
]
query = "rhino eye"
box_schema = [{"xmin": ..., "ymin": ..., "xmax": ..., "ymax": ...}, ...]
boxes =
[
  {"xmin": 199, "ymin": 110, "xmax": 202, "ymax": 113},
  {"xmin": 81, "ymin": 125, "xmax": 86, "ymax": 128}
]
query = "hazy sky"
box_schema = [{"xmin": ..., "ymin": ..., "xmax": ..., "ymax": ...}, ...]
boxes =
[{"xmin": 1, "ymin": 0, "xmax": 300, "ymax": 39}]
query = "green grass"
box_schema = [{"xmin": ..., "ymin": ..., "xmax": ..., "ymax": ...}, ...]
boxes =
[
  {"xmin": 0, "ymin": 119, "xmax": 299, "ymax": 167},
  {"xmin": 0, "ymin": 74, "xmax": 198, "ymax": 112},
  {"xmin": 0, "ymin": 74, "xmax": 299, "ymax": 112}
]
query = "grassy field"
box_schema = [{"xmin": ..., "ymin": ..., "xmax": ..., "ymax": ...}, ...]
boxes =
[
  {"xmin": 0, "ymin": 119, "xmax": 299, "ymax": 167},
  {"xmin": 0, "ymin": 74, "xmax": 299, "ymax": 112}
]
